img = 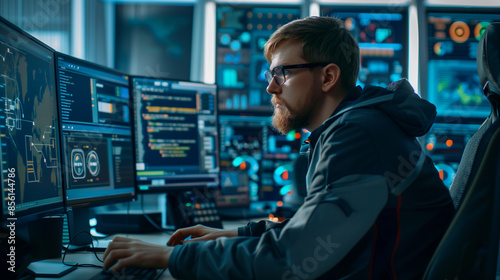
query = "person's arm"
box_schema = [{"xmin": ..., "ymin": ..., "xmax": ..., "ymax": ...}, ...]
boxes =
[
  {"xmin": 167, "ymin": 123, "xmax": 390, "ymax": 279},
  {"xmin": 169, "ymin": 174, "xmax": 388, "ymax": 279},
  {"xmin": 103, "ymin": 219, "xmax": 288, "ymax": 271},
  {"xmin": 238, "ymin": 219, "xmax": 291, "ymax": 237},
  {"xmin": 168, "ymin": 224, "xmax": 238, "ymax": 246}
]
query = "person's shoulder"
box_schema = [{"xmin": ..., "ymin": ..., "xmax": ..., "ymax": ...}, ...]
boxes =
[
  {"xmin": 316, "ymin": 108, "xmax": 382, "ymax": 144},
  {"xmin": 317, "ymin": 107, "xmax": 401, "ymax": 149},
  {"xmin": 331, "ymin": 107, "xmax": 393, "ymax": 132}
]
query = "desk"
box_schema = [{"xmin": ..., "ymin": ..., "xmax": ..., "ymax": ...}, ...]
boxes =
[{"xmin": 33, "ymin": 219, "xmax": 256, "ymax": 280}]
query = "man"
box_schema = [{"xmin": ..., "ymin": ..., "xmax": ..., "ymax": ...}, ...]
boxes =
[{"xmin": 103, "ymin": 16, "xmax": 455, "ymax": 279}]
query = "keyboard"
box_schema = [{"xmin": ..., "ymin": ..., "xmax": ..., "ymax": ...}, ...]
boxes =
[{"xmin": 90, "ymin": 267, "xmax": 165, "ymax": 280}]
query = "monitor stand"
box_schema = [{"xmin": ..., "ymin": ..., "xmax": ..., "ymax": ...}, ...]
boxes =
[
  {"xmin": 15, "ymin": 216, "xmax": 76, "ymax": 278},
  {"xmin": 28, "ymin": 261, "xmax": 77, "ymax": 277},
  {"xmin": 66, "ymin": 207, "xmax": 93, "ymax": 248}
]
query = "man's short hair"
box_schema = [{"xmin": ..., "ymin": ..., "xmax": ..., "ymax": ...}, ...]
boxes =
[{"xmin": 264, "ymin": 16, "xmax": 360, "ymax": 90}]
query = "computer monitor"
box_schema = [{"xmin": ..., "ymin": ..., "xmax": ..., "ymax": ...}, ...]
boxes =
[
  {"xmin": 425, "ymin": 10, "xmax": 500, "ymax": 120},
  {"xmin": 0, "ymin": 17, "xmax": 66, "ymax": 276},
  {"xmin": 217, "ymin": 114, "xmax": 306, "ymax": 211},
  {"xmin": 55, "ymin": 53, "xmax": 136, "ymax": 245},
  {"xmin": 216, "ymin": 5, "xmax": 301, "ymax": 113},
  {"xmin": 422, "ymin": 9, "xmax": 500, "ymax": 188},
  {"xmin": 321, "ymin": 6, "xmax": 408, "ymax": 88},
  {"xmin": 0, "ymin": 16, "xmax": 64, "ymax": 223},
  {"xmin": 131, "ymin": 77, "xmax": 219, "ymax": 192}
]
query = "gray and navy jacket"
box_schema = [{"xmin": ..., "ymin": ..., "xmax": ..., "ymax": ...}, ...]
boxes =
[{"xmin": 168, "ymin": 79, "xmax": 455, "ymax": 279}]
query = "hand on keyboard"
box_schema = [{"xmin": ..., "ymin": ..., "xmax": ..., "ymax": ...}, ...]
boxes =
[
  {"xmin": 167, "ymin": 224, "xmax": 238, "ymax": 246},
  {"xmin": 103, "ymin": 236, "xmax": 173, "ymax": 273}
]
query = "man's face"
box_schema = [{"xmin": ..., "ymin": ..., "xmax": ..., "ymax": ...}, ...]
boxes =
[{"xmin": 267, "ymin": 42, "xmax": 323, "ymax": 134}]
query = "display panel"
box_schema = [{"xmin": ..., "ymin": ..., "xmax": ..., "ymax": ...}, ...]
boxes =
[
  {"xmin": 56, "ymin": 54, "xmax": 135, "ymax": 206},
  {"xmin": 0, "ymin": 16, "xmax": 64, "ymax": 221},
  {"xmin": 216, "ymin": 5, "xmax": 301, "ymax": 113},
  {"xmin": 422, "ymin": 10, "xmax": 500, "ymax": 188},
  {"xmin": 217, "ymin": 115, "xmax": 306, "ymax": 208},
  {"xmin": 321, "ymin": 6, "xmax": 408, "ymax": 88},
  {"xmin": 132, "ymin": 77, "xmax": 219, "ymax": 191},
  {"xmin": 426, "ymin": 12, "xmax": 500, "ymax": 119}
]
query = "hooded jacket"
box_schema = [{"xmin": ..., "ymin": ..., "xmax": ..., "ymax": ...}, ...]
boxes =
[{"xmin": 168, "ymin": 79, "xmax": 455, "ymax": 280}]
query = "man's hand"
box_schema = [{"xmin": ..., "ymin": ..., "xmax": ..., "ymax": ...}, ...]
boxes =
[
  {"xmin": 103, "ymin": 236, "xmax": 172, "ymax": 272},
  {"xmin": 167, "ymin": 224, "xmax": 238, "ymax": 246}
]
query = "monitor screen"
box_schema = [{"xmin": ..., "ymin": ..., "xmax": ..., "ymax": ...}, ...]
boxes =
[
  {"xmin": 426, "ymin": 11, "xmax": 500, "ymax": 119},
  {"xmin": 132, "ymin": 77, "xmax": 219, "ymax": 192},
  {"xmin": 0, "ymin": 17, "xmax": 64, "ymax": 221},
  {"xmin": 321, "ymin": 6, "xmax": 408, "ymax": 88},
  {"xmin": 217, "ymin": 115, "xmax": 306, "ymax": 207},
  {"xmin": 216, "ymin": 5, "xmax": 301, "ymax": 113},
  {"xmin": 56, "ymin": 54, "xmax": 135, "ymax": 207}
]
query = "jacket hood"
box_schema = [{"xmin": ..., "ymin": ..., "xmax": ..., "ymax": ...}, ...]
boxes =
[{"xmin": 330, "ymin": 79, "xmax": 436, "ymax": 137}]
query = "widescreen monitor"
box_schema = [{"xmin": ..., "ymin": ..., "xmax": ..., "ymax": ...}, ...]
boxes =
[
  {"xmin": 132, "ymin": 77, "xmax": 219, "ymax": 192},
  {"xmin": 0, "ymin": 16, "xmax": 64, "ymax": 223}
]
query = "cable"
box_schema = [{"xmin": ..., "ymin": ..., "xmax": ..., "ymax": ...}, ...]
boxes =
[{"xmin": 61, "ymin": 231, "xmax": 104, "ymax": 268}]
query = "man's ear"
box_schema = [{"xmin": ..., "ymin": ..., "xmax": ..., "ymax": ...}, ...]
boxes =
[{"xmin": 322, "ymin": 63, "xmax": 341, "ymax": 92}]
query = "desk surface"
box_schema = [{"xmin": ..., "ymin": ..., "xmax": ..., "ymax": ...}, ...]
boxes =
[{"xmin": 33, "ymin": 219, "xmax": 255, "ymax": 280}]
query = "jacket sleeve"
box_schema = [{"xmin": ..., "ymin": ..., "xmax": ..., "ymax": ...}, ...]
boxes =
[
  {"xmin": 168, "ymin": 123, "xmax": 389, "ymax": 280},
  {"xmin": 238, "ymin": 219, "xmax": 291, "ymax": 237}
]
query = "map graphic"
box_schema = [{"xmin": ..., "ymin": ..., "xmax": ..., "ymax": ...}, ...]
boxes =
[{"xmin": 0, "ymin": 40, "xmax": 60, "ymax": 203}]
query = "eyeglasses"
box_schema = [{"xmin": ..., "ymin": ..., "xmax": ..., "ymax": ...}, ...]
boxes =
[{"xmin": 264, "ymin": 62, "xmax": 330, "ymax": 86}]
